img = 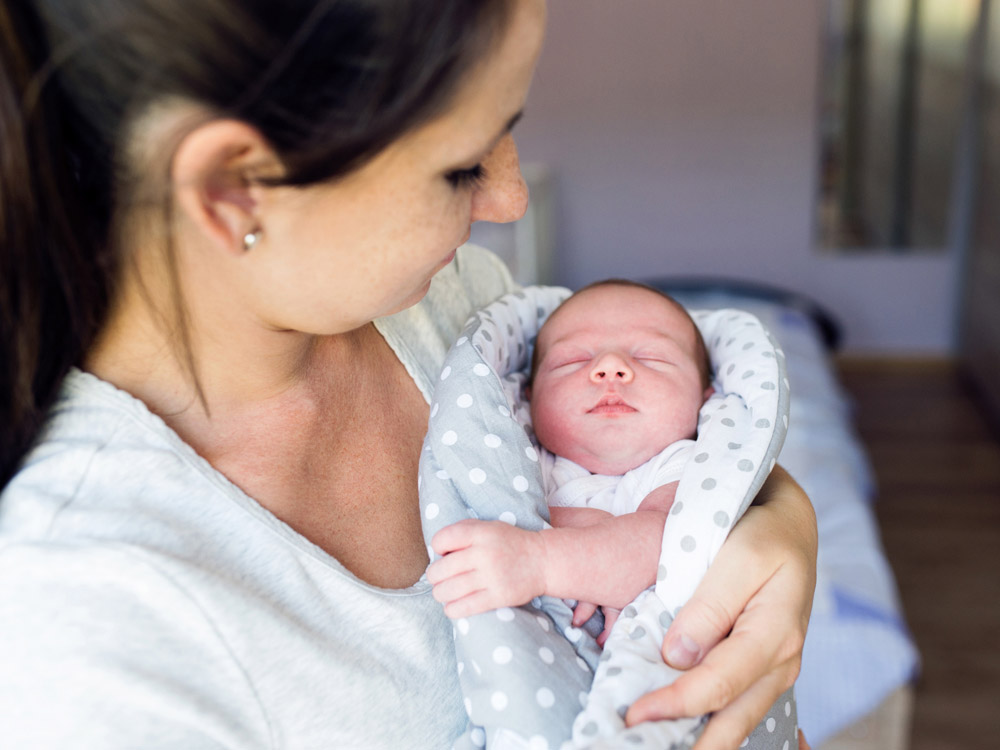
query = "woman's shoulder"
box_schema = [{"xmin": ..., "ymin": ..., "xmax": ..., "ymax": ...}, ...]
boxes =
[
  {"xmin": 0, "ymin": 369, "xmax": 273, "ymax": 558},
  {"xmin": 1, "ymin": 370, "xmax": 197, "ymax": 531}
]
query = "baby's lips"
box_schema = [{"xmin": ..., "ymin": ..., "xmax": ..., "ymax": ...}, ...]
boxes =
[
  {"xmin": 587, "ymin": 392, "xmax": 637, "ymax": 414},
  {"xmin": 593, "ymin": 392, "xmax": 627, "ymax": 408}
]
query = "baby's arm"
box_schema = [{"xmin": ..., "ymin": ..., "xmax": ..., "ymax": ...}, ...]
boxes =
[
  {"xmin": 547, "ymin": 506, "xmax": 615, "ymax": 633},
  {"xmin": 428, "ymin": 482, "xmax": 679, "ymax": 620},
  {"xmin": 548, "ymin": 506, "xmax": 613, "ymax": 528},
  {"xmin": 557, "ymin": 483, "xmax": 678, "ymax": 641},
  {"xmin": 635, "ymin": 480, "xmax": 678, "ymax": 514}
]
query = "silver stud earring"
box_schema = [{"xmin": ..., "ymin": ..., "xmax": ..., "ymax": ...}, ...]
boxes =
[{"xmin": 242, "ymin": 230, "xmax": 261, "ymax": 251}]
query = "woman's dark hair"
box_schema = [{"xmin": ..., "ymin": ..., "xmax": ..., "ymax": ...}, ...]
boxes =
[{"xmin": 0, "ymin": 0, "xmax": 511, "ymax": 488}]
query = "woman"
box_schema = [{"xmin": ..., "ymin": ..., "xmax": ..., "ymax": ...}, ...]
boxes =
[{"xmin": 0, "ymin": 0, "xmax": 816, "ymax": 748}]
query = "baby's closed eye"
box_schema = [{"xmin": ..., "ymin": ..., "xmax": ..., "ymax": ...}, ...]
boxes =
[
  {"xmin": 543, "ymin": 347, "xmax": 592, "ymax": 371},
  {"xmin": 552, "ymin": 357, "xmax": 590, "ymax": 370},
  {"xmin": 633, "ymin": 353, "xmax": 675, "ymax": 370}
]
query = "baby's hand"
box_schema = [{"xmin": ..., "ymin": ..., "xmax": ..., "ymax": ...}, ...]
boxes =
[
  {"xmin": 571, "ymin": 602, "xmax": 619, "ymax": 647},
  {"xmin": 572, "ymin": 600, "xmax": 599, "ymax": 627},
  {"xmin": 427, "ymin": 519, "xmax": 548, "ymax": 619},
  {"xmin": 598, "ymin": 606, "xmax": 621, "ymax": 646}
]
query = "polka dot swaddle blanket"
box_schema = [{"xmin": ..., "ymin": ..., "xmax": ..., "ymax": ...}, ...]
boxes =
[{"xmin": 419, "ymin": 286, "xmax": 791, "ymax": 750}]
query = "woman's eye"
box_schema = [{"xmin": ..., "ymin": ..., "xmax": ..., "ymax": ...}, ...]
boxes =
[{"xmin": 445, "ymin": 163, "xmax": 486, "ymax": 190}]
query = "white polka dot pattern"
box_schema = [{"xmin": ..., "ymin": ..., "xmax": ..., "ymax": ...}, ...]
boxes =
[
  {"xmin": 418, "ymin": 287, "xmax": 794, "ymax": 750},
  {"xmin": 654, "ymin": 308, "xmax": 790, "ymax": 614}
]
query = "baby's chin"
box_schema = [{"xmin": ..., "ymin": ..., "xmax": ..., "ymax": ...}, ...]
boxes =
[{"xmin": 571, "ymin": 445, "xmax": 669, "ymax": 477}]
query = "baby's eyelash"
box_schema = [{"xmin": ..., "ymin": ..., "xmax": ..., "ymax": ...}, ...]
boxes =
[{"xmin": 446, "ymin": 163, "xmax": 486, "ymax": 189}]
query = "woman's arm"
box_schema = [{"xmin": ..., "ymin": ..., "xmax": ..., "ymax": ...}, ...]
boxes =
[{"xmin": 626, "ymin": 465, "xmax": 817, "ymax": 750}]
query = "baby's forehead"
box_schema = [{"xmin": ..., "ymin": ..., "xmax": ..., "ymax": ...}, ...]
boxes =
[
  {"xmin": 545, "ymin": 284, "xmax": 690, "ymax": 333},
  {"xmin": 538, "ymin": 288, "xmax": 692, "ymax": 351}
]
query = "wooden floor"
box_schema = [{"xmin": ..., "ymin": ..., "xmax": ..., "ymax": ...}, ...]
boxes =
[{"xmin": 835, "ymin": 358, "xmax": 1000, "ymax": 750}]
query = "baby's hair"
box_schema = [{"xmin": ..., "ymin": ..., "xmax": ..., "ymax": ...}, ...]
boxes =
[{"xmin": 531, "ymin": 279, "xmax": 713, "ymax": 389}]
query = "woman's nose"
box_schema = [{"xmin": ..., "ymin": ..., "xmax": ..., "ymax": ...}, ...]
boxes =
[
  {"xmin": 470, "ymin": 134, "xmax": 530, "ymax": 224},
  {"xmin": 589, "ymin": 352, "xmax": 634, "ymax": 384}
]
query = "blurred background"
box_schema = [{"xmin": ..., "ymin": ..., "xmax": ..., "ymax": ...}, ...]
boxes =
[
  {"xmin": 471, "ymin": 2, "xmax": 1000, "ymax": 749},
  {"xmin": 476, "ymin": 0, "xmax": 999, "ymax": 358}
]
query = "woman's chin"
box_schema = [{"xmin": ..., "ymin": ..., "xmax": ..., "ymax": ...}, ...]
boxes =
[
  {"xmin": 383, "ymin": 252, "xmax": 457, "ymax": 318},
  {"xmin": 384, "ymin": 280, "xmax": 434, "ymax": 318}
]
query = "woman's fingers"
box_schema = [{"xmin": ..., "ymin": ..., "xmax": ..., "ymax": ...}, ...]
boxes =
[
  {"xmin": 629, "ymin": 554, "xmax": 806, "ymax": 722},
  {"xmin": 661, "ymin": 520, "xmax": 775, "ymax": 671},
  {"xmin": 659, "ymin": 469, "xmax": 815, "ymax": 675},
  {"xmin": 626, "ymin": 470, "xmax": 814, "ymax": 734},
  {"xmin": 628, "ymin": 657, "xmax": 796, "ymax": 750},
  {"xmin": 688, "ymin": 670, "xmax": 792, "ymax": 750}
]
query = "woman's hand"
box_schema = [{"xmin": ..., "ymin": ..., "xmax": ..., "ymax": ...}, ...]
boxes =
[{"xmin": 626, "ymin": 465, "xmax": 817, "ymax": 750}]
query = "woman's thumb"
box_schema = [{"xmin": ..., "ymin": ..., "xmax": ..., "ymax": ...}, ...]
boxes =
[{"xmin": 662, "ymin": 595, "xmax": 737, "ymax": 669}]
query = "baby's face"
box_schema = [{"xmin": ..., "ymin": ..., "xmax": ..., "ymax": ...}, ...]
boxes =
[{"xmin": 530, "ymin": 284, "xmax": 712, "ymax": 475}]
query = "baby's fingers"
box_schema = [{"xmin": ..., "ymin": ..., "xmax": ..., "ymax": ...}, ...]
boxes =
[
  {"xmin": 429, "ymin": 568, "xmax": 481, "ymax": 605},
  {"xmin": 442, "ymin": 589, "xmax": 503, "ymax": 619},
  {"xmin": 425, "ymin": 548, "xmax": 473, "ymax": 586},
  {"xmin": 430, "ymin": 519, "xmax": 482, "ymax": 556},
  {"xmin": 572, "ymin": 601, "xmax": 599, "ymax": 626}
]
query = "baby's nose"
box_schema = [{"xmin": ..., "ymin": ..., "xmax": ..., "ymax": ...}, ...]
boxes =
[{"xmin": 589, "ymin": 352, "xmax": 634, "ymax": 383}]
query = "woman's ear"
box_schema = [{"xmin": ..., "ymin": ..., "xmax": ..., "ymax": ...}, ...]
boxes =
[{"xmin": 170, "ymin": 120, "xmax": 281, "ymax": 256}]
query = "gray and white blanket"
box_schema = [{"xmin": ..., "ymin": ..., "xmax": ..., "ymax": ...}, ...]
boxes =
[{"xmin": 419, "ymin": 286, "xmax": 794, "ymax": 749}]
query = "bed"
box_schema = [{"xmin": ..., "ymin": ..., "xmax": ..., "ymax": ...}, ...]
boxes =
[{"xmin": 643, "ymin": 278, "xmax": 921, "ymax": 750}]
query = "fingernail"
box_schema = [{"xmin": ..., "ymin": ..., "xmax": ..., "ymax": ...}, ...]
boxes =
[{"xmin": 666, "ymin": 634, "xmax": 701, "ymax": 669}]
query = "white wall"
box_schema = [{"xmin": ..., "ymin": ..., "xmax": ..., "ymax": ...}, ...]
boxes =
[{"xmin": 513, "ymin": 0, "xmax": 961, "ymax": 354}]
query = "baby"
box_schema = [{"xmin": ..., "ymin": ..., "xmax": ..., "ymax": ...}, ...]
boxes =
[
  {"xmin": 528, "ymin": 279, "xmax": 714, "ymax": 642},
  {"xmin": 426, "ymin": 279, "xmax": 797, "ymax": 748},
  {"xmin": 428, "ymin": 279, "xmax": 718, "ymax": 745},
  {"xmin": 429, "ymin": 279, "xmax": 714, "ymax": 626}
]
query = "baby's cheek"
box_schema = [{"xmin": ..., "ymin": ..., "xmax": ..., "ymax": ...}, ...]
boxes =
[
  {"xmin": 531, "ymin": 399, "xmax": 575, "ymax": 455},
  {"xmin": 666, "ymin": 404, "xmax": 700, "ymax": 442}
]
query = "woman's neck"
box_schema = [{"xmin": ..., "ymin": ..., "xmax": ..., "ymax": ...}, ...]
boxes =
[{"xmin": 84, "ymin": 264, "xmax": 384, "ymax": 428}]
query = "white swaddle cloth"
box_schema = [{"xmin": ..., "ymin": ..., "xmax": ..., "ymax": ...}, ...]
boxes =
[
  {"xmin": 542, "ymin": 441, "xmax": 694, "ymax": 517},
  {"xmin": 418, "ymin": 286, "xmax": 793, "ymax": 749}
]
